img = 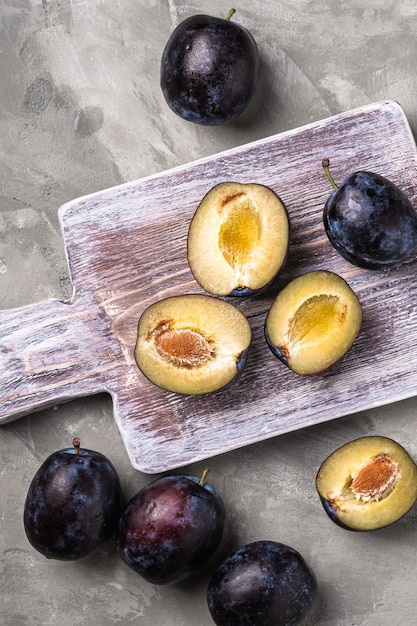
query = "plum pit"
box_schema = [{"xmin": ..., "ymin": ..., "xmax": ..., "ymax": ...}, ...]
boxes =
[
  {"xmin": 152, "ymin": 322, "xmax": 214, "ymax": 368},
  {"xmin": 350, "ymin": 455, "xmax": 399, "ymax": 503}
]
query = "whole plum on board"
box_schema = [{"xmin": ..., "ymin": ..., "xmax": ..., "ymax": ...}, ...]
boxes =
[
  {"xmin": 322, "ymin": 158, "xmax": 417, "ymax": 269},
  {"xmin": 207, "ymin": 540, "xmax": 317, "ymax": 626},
  {"xmin": 187, "ymin": 181, "xmax": 290, "ymax": 296},
  {"xmin": 316, "ymin": 436, "xmax": 417, "ymax": 531},
  {"xmin": 116, "ymin": 470, "xmax": 226, "ymax": 584},
  {"xmin": 160, "ymin": 10, "xmax": 259, "ymax": 125},
  {"xmin": 23, "ymin": 438, "xmax": 122, "ymax": 560}
]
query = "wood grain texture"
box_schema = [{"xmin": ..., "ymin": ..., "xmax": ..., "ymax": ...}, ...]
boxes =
[{"xmin": 1, "ymin": 100, "xmax": 417, "ymax": 473}]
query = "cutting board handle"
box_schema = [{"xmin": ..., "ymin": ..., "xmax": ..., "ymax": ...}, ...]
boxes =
[{"xmin": 0, "ymin": 295, "xmax": 112, "ymax": 423}]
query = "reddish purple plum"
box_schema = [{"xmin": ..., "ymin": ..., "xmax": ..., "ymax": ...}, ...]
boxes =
[{"xmin": 116, "ymin": 470, "xmax": 226, "ymax": 584}]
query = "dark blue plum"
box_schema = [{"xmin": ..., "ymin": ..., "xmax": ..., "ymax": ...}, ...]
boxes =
[
  {"xmin": 23, "ymin": 438, "xmax": 122, "ymax": 560},
  {"xmin": 160, "ymin": 11, "xmax": 259, "ymax": 125},
  {"xmin": 116, "ymin": 472, "xmax": 226, "ymax": 584},
  {"xmin": 207, "ymin": 540, "xmax": 316, "ymax": 626},
  {"xmin": 323, "ymin": 160, "xmax": 417, "ymax": 269}
]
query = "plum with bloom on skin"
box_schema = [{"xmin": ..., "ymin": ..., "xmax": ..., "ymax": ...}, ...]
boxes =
[
  {"xmin": 24, "ymin": 438, "xmax": 122, "ymax": 560},
  {"xmin": 207, "ymin": 540, "xmax": 316, "ymax": 626},
  {"xmin": 322, "ymin": 158, "xmax": 417, "ymax": 269},
  {"xmin": 160, "ymin": 10, "xmax": 259, "ymax": 125}
]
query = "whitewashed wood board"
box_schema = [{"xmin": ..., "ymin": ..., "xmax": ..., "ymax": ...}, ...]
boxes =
[{"xmin": 1, "ymin": 100, "xmax": 417, "ymax": 473}]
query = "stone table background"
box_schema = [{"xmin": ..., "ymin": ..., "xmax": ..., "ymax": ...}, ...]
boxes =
[{"xmin": 1, "ymin": 1, "xmax": 417, "ymax": 624}]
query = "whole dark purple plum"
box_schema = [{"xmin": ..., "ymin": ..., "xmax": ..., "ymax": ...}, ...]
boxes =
[
  {"xmin": 160, "ymin": 10, "xmax": 259, "ymax": 125},
  {"xmin": 207, "ymin": 540, "xmax": 316, "ymax": 626},
  {"xmin": 116, "ymin": 470, "xmax": 226, "ymax": 584},
  {"xmin": 23, "ymin": 438, "xmax": 122, "ymax": 560},
  {"xmin": 322, "ymin": 158, "xmax": 417, "ymax": 269}
]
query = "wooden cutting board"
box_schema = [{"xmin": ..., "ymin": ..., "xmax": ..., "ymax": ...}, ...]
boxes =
[{"xmin": 1, "ymin": 100, "xmax": 417, "ymax": 474}]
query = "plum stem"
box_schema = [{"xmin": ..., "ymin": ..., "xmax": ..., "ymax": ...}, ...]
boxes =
[
  {"xmin": 226, "ymin": 8, "xmax": 236, "ymax": 21},
  {"xmin": 199, "ymin": 467, "xmax": 210, "ymax": 486},
  {"xmin": 322, "ymin": 158, "xmax": 338, "ymax": 191},
  {"xmin": 73, "ymin": 437, "xmax": 81, "ymax": 455}
]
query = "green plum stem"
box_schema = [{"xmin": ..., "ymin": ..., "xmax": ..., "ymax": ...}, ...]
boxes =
[
  {"xmin": 199, "ymin": 467, "xmax": 210, "ymax": 486},
  {"xmin": 322, "ymin": 158, "xmax": 339, "ymax": 191},
  {"xmin": 226, "ymin": 8, "xmax": 236, "ymax": 21},
  {"xmin": 73, "ymin": 437, "xmax": 81, "ymax": 455}
]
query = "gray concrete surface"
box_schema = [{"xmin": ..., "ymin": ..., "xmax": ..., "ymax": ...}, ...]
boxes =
[{"xmin": 1, "ymin": 1, "xmax": 417, "ymax": 624}]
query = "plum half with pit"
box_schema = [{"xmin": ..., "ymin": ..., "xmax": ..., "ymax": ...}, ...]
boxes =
[
  {"xmin": 322, "ymin": 158, "xmax": 417, "ymax": 269},
  {"xmin": 316, "ymin": 436, "xmax": 417, "ymax": 531},
  {"xmin": 160, "ymin": 10, "xmax": 259, "ymax": 125},
  {"xmin": 134, "ymin": 294, "xmax": 251, "ymax": 394},
  {"xmin": 187, "ymin": 182, "xmax": 290, "ymax": 296},
  {"xmin": 116, "ymin": 470, "xmax": 226, "ymax": 584},
  {"xmin": 207, "ymin": 540, "xmax": 317, "ymax": 626},
  {"xmin": 265, "ymin": 270, "xmax": 362, "ymax": 375},
  {"xmin": 23, "ymin": 438, "xmax": 122, "ymax": 560}
]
